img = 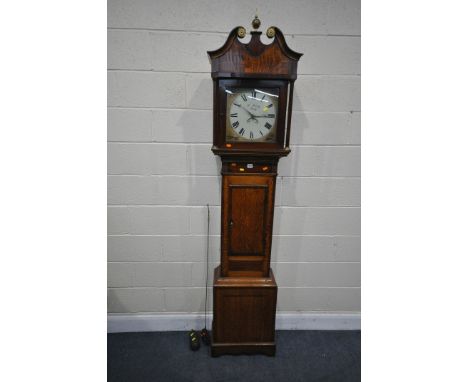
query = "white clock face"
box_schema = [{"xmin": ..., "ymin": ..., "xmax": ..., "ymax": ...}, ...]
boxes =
[{"xmin": 226, "ymin": 89, "xmax": 278, "ymax": 142}]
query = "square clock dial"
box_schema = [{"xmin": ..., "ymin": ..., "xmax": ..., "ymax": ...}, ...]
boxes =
[{"xmin": 225, "ymin": 88, "xmax": 278, "ymax": 142}]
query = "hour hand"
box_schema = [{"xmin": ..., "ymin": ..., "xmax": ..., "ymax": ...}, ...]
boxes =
[
  {"xmin": 240, "ymin": 106, "xmax": 259, "ymax": 123},
  {"xmin": 240, "ymin": 106, "xmax": 255, "ymax": 118},
  {"xmin": 252, "ymin": 112, "xmax": 276, "ymax": 118}
]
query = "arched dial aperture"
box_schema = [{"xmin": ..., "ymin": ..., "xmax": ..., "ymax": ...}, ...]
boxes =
[{"xmin": 227, "ymin": 89, "xmax": 277, "ymax": 142}]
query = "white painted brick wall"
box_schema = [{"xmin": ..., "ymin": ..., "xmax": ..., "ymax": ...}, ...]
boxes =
[{"xmin": 108, "ymin": 0, "xmax": 360, "ymax": 315}]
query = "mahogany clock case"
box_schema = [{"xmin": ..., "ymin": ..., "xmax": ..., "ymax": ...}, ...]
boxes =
[
  {"xmin": 213, "ymin": 78, "xmax": 289, "ymax": 152},
  {"xmin": 208, "ymin": 23, "xmax": 302, "ymax": 357},
  {"xmin": 220, "ymin": 165, "xmax": 277, "ymax": 278},
  {"xmin": 209, "ymin": 27, "xmax": 302, "ymax": 159},
  {"xmin": 211, "ymin": 266, "xmax": 277, "ymax": 357}
]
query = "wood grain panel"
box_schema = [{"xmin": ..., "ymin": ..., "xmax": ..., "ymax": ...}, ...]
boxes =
[
  {"xmin": 221, "ymin": 174, "xmax": 276, "ymax": 277},
  {"xmin": 212, "ymin": 266, "xmax": 277, "ymax": 356},
  {"xmin": 229, "ymin": 184, "xmax": 267, "ymax": 255}
]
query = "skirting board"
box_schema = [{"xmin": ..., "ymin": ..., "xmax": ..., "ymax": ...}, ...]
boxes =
[{"xmin": 108, "ymin": 312, "xmax": 360, "ymax": 333}]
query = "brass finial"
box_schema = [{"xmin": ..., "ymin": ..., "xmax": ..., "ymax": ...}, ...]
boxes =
[
  {"xmin": 266, "ymin": 27, "xmax": 275, "ymax": 38},
  {"xmin": 237, "ymin": 26, "xmax": 246, "ymax": 38},
  {"xmin": 252, "ymin": 14, "xmax": 261, "ymax": 30}
]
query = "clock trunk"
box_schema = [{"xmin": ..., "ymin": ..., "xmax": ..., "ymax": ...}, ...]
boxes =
[{"xmin": 222, "ymin": 172, "xmax": 276, "ymax": 277}]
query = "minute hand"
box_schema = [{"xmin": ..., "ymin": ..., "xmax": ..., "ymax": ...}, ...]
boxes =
[
  {"xmin": 240, "ymin": 106, "xmax": 256, "ymax": 117},
  {"xmin": 252, "ymin": 115, "xmax": 273, "ymax": 118},
  {"xmin": 240, "ymin": 106, "xmax": 259, "ymax": 122}
]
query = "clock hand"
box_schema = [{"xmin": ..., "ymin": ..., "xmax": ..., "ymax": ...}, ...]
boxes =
[
  {"xmin": 241, "ymin": 105, "xmax": 258, "ymax": 123},
  {"xmin": 240, "ymin": 105, "xmax": 257, "ymax": 121}
]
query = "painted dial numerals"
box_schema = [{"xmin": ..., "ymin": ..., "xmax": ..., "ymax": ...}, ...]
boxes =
[{"xmin": 228, "ymin": 89, "xmax": 277, "ymax": 141}]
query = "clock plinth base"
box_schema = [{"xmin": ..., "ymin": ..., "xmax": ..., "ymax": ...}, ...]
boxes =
[{"xmin": 211, "ymin": 266, "xmax": 277, "ymax": 357}]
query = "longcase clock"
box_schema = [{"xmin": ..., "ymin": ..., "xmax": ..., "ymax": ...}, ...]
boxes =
[{"xmin": 208, "ymin": 17, "xmax": 302, "ymax": 357}]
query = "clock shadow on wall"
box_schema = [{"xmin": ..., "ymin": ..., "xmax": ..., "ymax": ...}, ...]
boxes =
[
  {"xmin": 178, "ymin": 77, "xmax": 221, "ymax": 316},
  {"xmin": 270, "ymin": 92, "xmax": 307, "ymax": 285},
  {"xmin": 179, "ymin": 73, "xmax": 223, "ymax": 206}
]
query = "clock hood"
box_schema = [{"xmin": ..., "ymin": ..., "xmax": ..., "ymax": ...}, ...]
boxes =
[{"xmin": 207, "ymin": 26, "xmax": 302, "ymax": 80}]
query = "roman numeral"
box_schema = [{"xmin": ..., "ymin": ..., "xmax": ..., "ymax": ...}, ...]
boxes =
[
  {"xmin": 265, "ymin": 122, "xmax": 272, "ymax": 130},
  {"xmin": 267, "ymin": 114, "xmax": 275, "ymax": 118},
  {"xmin": 267, "ymin": 103, "xmax": 273, "ymax": 108},
  {"xmin": 262, "ymin": 95, "xmax": 266, "ymax": 101},
  {"xmin": 241, "ymin": 94, "xmax": 247, "ymax": 102},
  {"xmin": 249, "ymin": 131, "xmax": 254, "ymax": 139},
  {"xmin": 239, "ymin": 128, "xmax": 245, "ymax": 136},
  {"xmin": 230, "ymin": 113, "xmax": 238, "ymax": 117},
  {"xmin": 232, "ymin": 121, "xmax": 239, "ymax": 128},
  {"xmin": 259, "ymin": 131, "xmax": 264, "ymax": 136},
  {"xmin": 251, "ymin": 90, "xmax": 256, "ymax": 98}
]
